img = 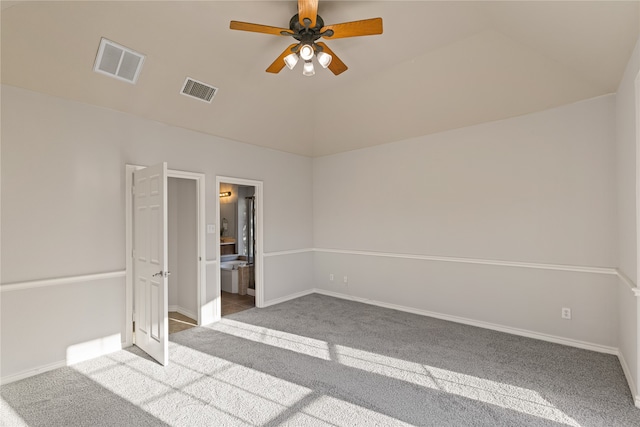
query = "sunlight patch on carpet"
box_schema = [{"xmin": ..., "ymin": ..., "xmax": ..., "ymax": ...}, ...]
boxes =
[
  {"xmin": 0, "ymin": 397, "xmax": 28, "ymax": 427},
  {"xmin": 210, "ymin": 319, "xmax": 332, "ymax": 360},
  {"xmin": 71, "ymin": 344, "xmax": 315, "ymax": 426},
  {"xmin": 289, "ymin": 395, "xmax": 414, "ymax": 426},
  {"xmin": 213, "ymin": 320, "xmax": 581, "ymax": 427},
  {"xmin": 333, "ymin": 345, "xmax": 581, "ymax": 426}
]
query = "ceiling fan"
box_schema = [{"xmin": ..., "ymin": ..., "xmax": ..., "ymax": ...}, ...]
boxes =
[{"xmin": 230, "ymin": 0, "xmax": 383, "ymax": 76}]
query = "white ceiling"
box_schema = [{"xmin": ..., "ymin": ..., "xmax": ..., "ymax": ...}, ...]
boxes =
[{"xmin": 2, "ymin": 1, "xmax": 638, "ymax": 157}]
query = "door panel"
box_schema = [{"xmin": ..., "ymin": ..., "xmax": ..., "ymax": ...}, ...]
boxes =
[{"xmin": 133, "ymin": 163, "xmax": 168, "ymax": 365}]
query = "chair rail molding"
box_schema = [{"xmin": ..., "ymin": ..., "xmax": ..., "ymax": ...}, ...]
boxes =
[
  {"xmin": 314, "ymin": 248, "xmax": 618, "ymax": 276},
  {"xmin": 1, "ymin": 270, "xmax": 126, "ymax": 292}
]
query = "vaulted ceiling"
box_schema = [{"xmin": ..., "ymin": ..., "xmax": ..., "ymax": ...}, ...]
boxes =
[{"xmin": 2, "ymin": 1, "xmax": 638, "ymax": 157}]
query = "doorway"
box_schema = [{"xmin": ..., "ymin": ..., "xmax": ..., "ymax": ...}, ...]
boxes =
[
  {"xmin": 216, "ymin": 176, "xmax": 264, "ymax": 317},
  {"xmin": 125, "ymin": 165, "xmax": 206, "ymax": 350}
]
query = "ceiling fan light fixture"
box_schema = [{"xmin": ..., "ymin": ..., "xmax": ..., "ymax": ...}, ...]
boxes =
[
  {"xmin": 302, "ymin": 60, "xmax": 315, "ymax": 76},
  {"xmin": 299, "ymin": 44, "xmax": 314, "ymax": 61},
  {"xmin": 284, "ymin": 52, "xmax": 299, "ymax": 70},
  {"xmin": 316, "ymin": 51, "xmax": 332, "ymax": 69}
]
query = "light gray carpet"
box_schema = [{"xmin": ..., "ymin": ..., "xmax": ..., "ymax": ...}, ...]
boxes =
[{"xmin": 2, "ymin": 294, "xmax": 639, "ymax": 426}]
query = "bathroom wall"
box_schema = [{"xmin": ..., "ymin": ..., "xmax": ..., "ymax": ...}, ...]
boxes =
[
  {"xmin": 219, "ymin": 183, "xmax": 238, "ymax": 241},
  {"xmin": 237, "ymin": 185, "xmax": 256, "ymax": 258}
]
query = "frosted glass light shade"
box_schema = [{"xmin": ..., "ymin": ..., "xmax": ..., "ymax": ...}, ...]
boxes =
[
  {"xmin": 299, "ymin": 44, "xmax": 314, "ymax": 61},
  {"xmin": 316, "ymin": 51, "xmax": 332, "ymax": 68},
  {"xmin": 284, "ymin": 53, "xmax": 299, "ymax": 70},
  {"xmin": 302, "ymin": 61, "xmax": 315, "ymax": 76}
]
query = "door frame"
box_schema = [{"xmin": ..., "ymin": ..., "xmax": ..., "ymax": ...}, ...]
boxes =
[
  {"xmin": 216, "ymin": 176, "xmax": 265, "ymax": 309},
  {"xmin": 125, "ymin": 164, "xmax": 206, "ymax": 347}
]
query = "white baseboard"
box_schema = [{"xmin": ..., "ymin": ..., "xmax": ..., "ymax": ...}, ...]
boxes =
[
  {"xmin": 168, "ymin": 305, "xmax": 198, "ymax": 322},
  {"xmin": 0, "ymin": 359, "xmax": 67, "ymax": 385},
  {"xmin": 618, "ymin": 351, "xmax": 640, "ymax": 408},
  {"xmin": 313, "ymin": 288, "xmax": 618, "ymax": 355},
  {"xmin": 262, "ymin": 289, "xmax": 316, "ymax": 308},
  {"xmin": 0, "ymin": 341, "xmax": 127, "ymax": 385},
  {"xmin": 247, "ymin": 288, "xmax": 255, "ymax": 296}
]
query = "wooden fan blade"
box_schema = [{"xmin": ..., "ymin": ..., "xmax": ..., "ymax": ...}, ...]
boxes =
[
  {"xmin": 316, "ymin": 42, "xmax": 347, "ymax": 75},
  {"xmin": 230, "ymin": 21, "xmax": 292, "ymax": 36},
  {"xmin": 298, "ymin": 0, "xmax": 318, "ymax": 28},
  {"xmin": 266, "ymin": 44, "xmax": 299, "ymax": 73},
  {"xmin": 321, "ymin": 18, "xmax": 383, "ymax": 39}
]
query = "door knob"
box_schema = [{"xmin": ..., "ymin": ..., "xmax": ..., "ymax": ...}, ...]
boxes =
[{"xmin": 152, "ymin": 271, "xmax": 171, "ymax": 278}]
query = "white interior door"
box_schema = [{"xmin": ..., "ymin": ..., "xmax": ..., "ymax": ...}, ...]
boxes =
[{"xmin": 133, "ymin": 162, "xmax": 169, "ymax": 365}]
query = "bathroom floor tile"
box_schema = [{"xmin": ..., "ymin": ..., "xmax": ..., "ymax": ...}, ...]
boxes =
[{"xmin": 221, "ymin": 291, "xmax": 255, "ymax": 317}]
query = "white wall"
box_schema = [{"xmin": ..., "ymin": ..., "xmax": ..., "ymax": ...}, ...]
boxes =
[
  {"xmin": 0, "ymin": 84, "xmax": 314, "ymax": 381},
  {"xmin": 237, "ymin": 185, "xmax": 255, "ymax": 258},
  {"xmin": 616, "ymin": 36, "xmax": 640, "ymax": 405},
  {"xmin": 167, "ymin": 177, "xmax": 198, "ymax": 319},
  {"xmin": 219, "ymin": 183, "xmax": 238, "ymax": 241},
  {"xmin": 313, "ymin": 95, "xmax": 618, "ymax": 350},
  {"xmin": 617, "ymin": 39, "xmax": 640, "ymax": 287},
  {"xmin": 168, "ymin": 178, "xmax": 180, "ymax": 307},
  {"xmin": 177, "ymin": 178, "xmax": 197, "ymax": 318}
]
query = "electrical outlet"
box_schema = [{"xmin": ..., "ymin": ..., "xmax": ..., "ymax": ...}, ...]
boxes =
[
  {"xmin": 561, "ymin": 307, "xmax": 571, "ymax": 319},
  {"xmin": 343, "ymin": 276, "xmax": 348, "ymax": 285},
  {"xmin": 329, "ymin": 274, "xmax": 334, "ymax": 282}
]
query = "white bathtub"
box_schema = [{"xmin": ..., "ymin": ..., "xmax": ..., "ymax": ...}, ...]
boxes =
[
  {"xmin": 220, "ymin": 260, "xmax": 247, "ymax": 270},
  {"xmin": 221, "ymin": 259, "xmax": 248, "ymax": 293}
]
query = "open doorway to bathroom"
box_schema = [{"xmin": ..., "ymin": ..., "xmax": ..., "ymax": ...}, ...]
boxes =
[{"xmin": 218, "ymin": 180, "xmax": 259, "ymax": 316}]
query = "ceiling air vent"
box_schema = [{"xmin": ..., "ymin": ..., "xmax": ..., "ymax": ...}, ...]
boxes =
[
  {"xmin": 93, "ymin": 38, "xmax": 145, "ymax": 84},
  {"xmin": 181, "ymin": 78, "xmax": 218, "ymax": 103}
]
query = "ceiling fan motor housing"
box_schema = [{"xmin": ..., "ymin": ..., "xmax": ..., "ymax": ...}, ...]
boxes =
[{"xmin": 286, "ymin": 14, "xmax": 332, "ymax": 48}]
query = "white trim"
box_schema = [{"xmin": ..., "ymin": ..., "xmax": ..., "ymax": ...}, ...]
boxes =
[
  {"xmin": 168, "ymin": 305, "xmax": 198, "ymax": 321},
  {"xmin": 0, "ymin": 360, "xmax": 67, "ymax": 385},
  {"xmin": 247, "ymin": 288, "xmax": 256, "ymax": 296},
  {"xmin": 216, "ymin": 176, "xmax": 265, "ymax": 310},
  {"xmin": 635, "ymin": 69, "xmax": 640, "ymax": 303},
  {"xmin": 314, "ymin": 248, "xmax": 617, "ymax": 276},
  {"xmin": 1, "ymin": 270, "xmax": 125, "ymax": 292},
  {"xmin": 125, "ymin": 164, "xmax": 142, "ymax": 347},
  {"xmin": 264, "ymin": 248, "xmax": 314, "ymax": 257},
  {"xmin": 205, "ymin": 259, "xmax": 218, "ymax": 266},
  {"xmin": 262, "ymin": 289, "xmax": 316, "ymax": 308},
  {"xmin": 617, "ymin": 269, "xmax": 640, "ymax": 296},
  {"xmin": 635, "ymin": 69, "xmax": 640, "ymax": 410},
  {"xmin": 244, "ymin": 247, "xmax": 622, "ymax": 276},
  {"xmin": 0, "ymin": 341, "xmax": 129, "ymax": 385},
  {"xmin": 619, "ymin": 351, "xmax": 640, "ymax": 409},
  {"xmin": 312, "ymin": 288, "xmax": 619, "ymax": 355}
]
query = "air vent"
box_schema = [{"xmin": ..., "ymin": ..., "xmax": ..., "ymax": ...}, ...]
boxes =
[
  {"xmin": 93, "ymin": 38, "xmax": 145, "ymax": 84},
  {"xmin": 181, "ymin": 78, "xmax": 218, "ymax": 103}
]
